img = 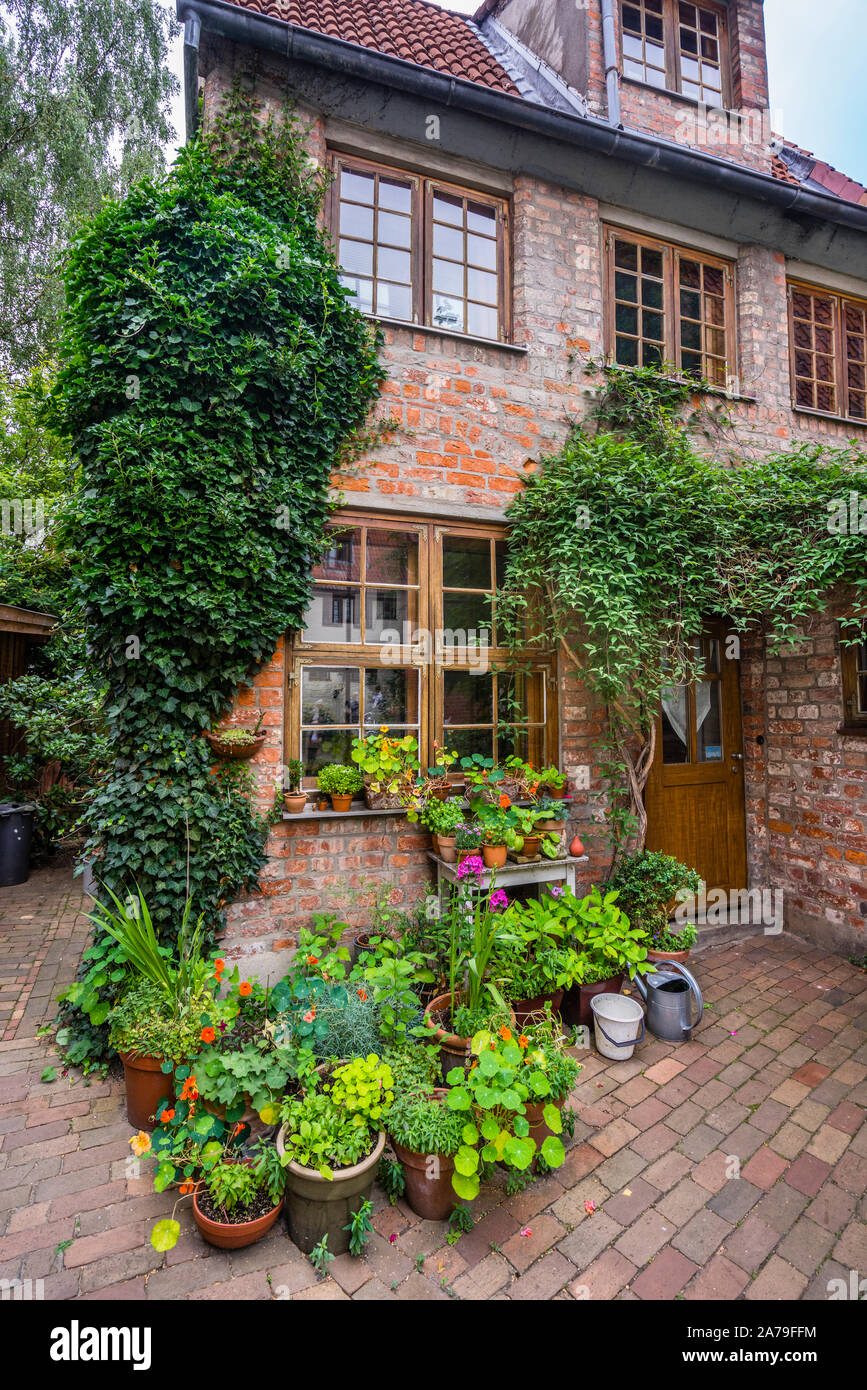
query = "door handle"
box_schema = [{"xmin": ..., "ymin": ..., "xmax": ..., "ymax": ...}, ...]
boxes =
[{"xmin": 731, "ymin": 753, "xmax": 743, "ymax": 760}]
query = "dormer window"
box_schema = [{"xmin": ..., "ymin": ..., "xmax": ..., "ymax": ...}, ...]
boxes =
[{"xmin": 621, "ymin": 0, "xmax": 730, "ymax": 106}]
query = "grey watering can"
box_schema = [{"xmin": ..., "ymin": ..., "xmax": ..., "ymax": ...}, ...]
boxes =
[{"xmin": 634, "ymin": 961, "xmax": 703, "ymax": 1041}]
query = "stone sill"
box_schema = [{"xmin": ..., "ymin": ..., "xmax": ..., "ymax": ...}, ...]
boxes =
[
  {"xmin": 282, "ymin": 805, "xmax": 404, "ymax": 821},
  {"xmin": 837, "ymin": 724, "xmax": 867, "ymax": 738},
  {"xmin": 793, "ymin": 405, "xmax": 867, "ymax": 432},
  {"xmin": 365, "ymin": 314, "xmax": 529, "ymax": 355}
]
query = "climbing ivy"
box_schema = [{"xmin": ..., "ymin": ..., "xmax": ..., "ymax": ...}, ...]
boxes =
[
  {"xmin": 47, "ymin": 86, "xmax": 384, "ymax": 1063},
  {"xmin": 498, "ymin": 364, "xmax": 867, "ymax": 859}
]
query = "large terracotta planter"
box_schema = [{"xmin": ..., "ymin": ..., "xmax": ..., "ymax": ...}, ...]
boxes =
[
  {"xmin": 391, "ymin": 1137, "xmax": 456, "ymax": 1220},
  {"xmin": 192, "ymin": 1187, "xmax": 283, "ymax": 1250},
  {"xmin": 524, "ymin": 1093, "xmax": 566, "ymax": 1148},
  {"xmin": 424, "ymin": 992, "xmax": 473, "ymax": 1081},
  {"xmin": 277, "ymin": 1127, "xmax": 385, "ymax": 1255},
  {"xmin": 119, "ymin": 1051, "xmax": 173, "ymax": 1131},
  {"xmin": 561, "ymin": 974, "xmax": 624, "ymax": 1029},
  {"xmin": 283, "ymin": 793, "xmax": 307, "ymax": 814},
  {"xmin": 511, "ymin": 988, "xmax": 564, "ymax": 1028},
  {"xmin": 482, "ymin": 844, "xmax": 507, "ymax": 869}
]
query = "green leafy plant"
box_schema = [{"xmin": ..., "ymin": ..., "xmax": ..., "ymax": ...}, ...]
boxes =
[
  {"xmin": 344, "ymin": 1199, "xmax": 373, "ymax": 1256},
  {"xmin": 193, "ymin": 1042, "xmax": 300, "ymax": 1119},
  {"xmin": 569, "ymin": 885, "xmax": 653, "ymax": 982},
  {"xmin": 108, "ymin": 976, "xmax": 210, "ymax": 1063},
  {"xmin": 286, "ymin": 759, "xmax": 304, "ymax": 792},
  {"xmin": 378, "ymin": 1155, "xmax": 406, "ymax": 1205},
  {"xmin": 350, "ymin": 730, "xmax": 419, "ymax": 794},
  {"xmin": 607, "ymin": 851, "xmax": 702, "ymax": 946},
  {"xmin": 329, "ymin": 1055, "xmax": 395, "ymax": 1126},
  {"xmin": 416, "ymin": 797, "xmax": 465, "ymax": 836},
  {"xmin": 277, "ymin": 1089, "xmax": 376, "ymax": 1180},
  {"xmin": 309, "ymin": 1236, "xmax": 334, "ymax": 1276},
  {"xmin": 492, "ymin": 897, "xmax": 584, "ymax": 1001},
  {"xmin": 388, "ymin": 1092, "xmax": 464, "ymax": 1157},
  {"xmin": 316, "ymin": 764, "xmax": 364, "ymax": 797},
  {"xmin": 445, "ymin": 1026, "xmax": 567, "ymax": 1200}
]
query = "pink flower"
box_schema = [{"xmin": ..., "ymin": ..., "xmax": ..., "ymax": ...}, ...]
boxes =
[
  {"xmin": 520, "ymin": 1227, "xmax": 532, "ymax": 1238},
  {"xmin": 457, "ymin": 855, "xmax": 484, "ymax": 880},
  {"xmin": 549, "ymin": 884, "xmax": 564, "ymax": 898},
  {"xmin": 488, "ymin": 889, "xmax": 508, "ymax": 912},
  {"xmin": 388, "ymin": 1233, "xmax": 398, "ymax": 1245},
  {"xmin": 303, "ymin": 1010, "xmax": 315, "ymax": 1023},
  {"xmin": 584, "ymin": 1199, "xmax": 596, "ymax": 1215}
]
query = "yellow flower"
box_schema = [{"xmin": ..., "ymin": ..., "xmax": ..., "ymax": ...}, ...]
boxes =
[
  {"xmin": 380, "ymin": 725, "xmax": 389, "ymax": 733},
  {"xmin": 129, "ymin": 1130, "xmax": 151, "ymax": 1157}
]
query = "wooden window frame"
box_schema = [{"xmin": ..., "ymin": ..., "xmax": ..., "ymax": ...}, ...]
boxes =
[
  {"xmin": 620, "ymin": 0, "xmax": 732, "ymax": 107},
  {"xmin": 604, "ymin": 225, "xmax": 737, "ymax": 383},
  {"xmin": 327, "ymin": 153, "xmax": 511, "ymax": 344},
  {"xmin": 286, "ymin": 511, "xmax": 556, "ymax": 786},
  {"xmin": 841, "ymin": 632, "xmax": 867, "ymax": 728},
  {"xmin": 788, "ymin": 281, "xmax": 867, "ymax": 424}
]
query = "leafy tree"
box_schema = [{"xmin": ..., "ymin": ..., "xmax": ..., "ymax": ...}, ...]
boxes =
[
  {"xmin": 0, "ymin": 0, "xmax": 179, "ymax": 371},
  {"xmin": 0, "ymin": 362, "xmax": 72, "ymax": 609}
]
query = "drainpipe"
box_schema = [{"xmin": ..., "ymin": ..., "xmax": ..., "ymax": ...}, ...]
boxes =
[
  {"xmin": 600, "ymin": 0, "xmax": 622, "ymax": 127},
  {"xmin": 183, "ymin": 12, "xmax": 201, "ymax": 142}
]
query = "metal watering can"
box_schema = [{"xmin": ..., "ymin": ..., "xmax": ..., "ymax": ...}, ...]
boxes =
[{"xmin": 634, "ymin": 961, "xmax": 703, "ymax": 1041}]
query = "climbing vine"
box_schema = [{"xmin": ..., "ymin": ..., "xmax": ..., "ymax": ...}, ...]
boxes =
[
  {"xmin": 498, "ymin": 364, "xmax": 867, "ymax": 860},
  {"xmin": 47, "ymin": 85, "xmax": 384, "ymax": 1064}
]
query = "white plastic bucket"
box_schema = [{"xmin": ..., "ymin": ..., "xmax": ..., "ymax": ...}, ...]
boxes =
[{"xmin": 590, "ymin": 993, "xmax": 645, "ymax": 1060}]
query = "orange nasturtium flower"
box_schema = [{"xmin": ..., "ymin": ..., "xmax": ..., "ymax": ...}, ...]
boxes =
[
  {"xmin": 306, "ymin": 955, "xmax": 319, "ymax": 966},
  {"xmin": 357, "ymin": 989, "xmax": 368, "ymax": 1001},
  {"xmin": 380, "ymin": 725, "xmax": 389, "ymax": 733},
  {"xmin": 160, "ymin": 1109, "xmax": 175, "ymax": 1123},
  {"xmin": 129, "ymin": 1131, "xmax": 151, "ymax": 1157},
  {"xmin": 180, "ymin": 1076, "xmax": 199, "ymax": 1101},
  {"xmin": 499, "ymin": 793, "xmax": 511, "ymax": 809},
  {"xmin": 238, "ymin": 981, "xmax": 252, "ymax": 997},
  {"xmin": 518, "ymin": 1035, "xmax": 529, "ymax": 1050},
  {"xmin": 500, "ymin": 1026, "xmax": 512, "ymax": 1042},
  {"xmin": 200, "ymin": 1026, "xmax": 216, "ymax": 1044}
]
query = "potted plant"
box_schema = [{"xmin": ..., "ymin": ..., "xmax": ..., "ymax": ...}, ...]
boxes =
[
  {"xmin": 404, "ymin": 742, "xmax": 459, "ymax": 814},
  {"xmin": 493, "ymin": 895, "xmax": 583, "ymax": 1025},
  {"xmin": 474, "ymin": 795, "xmax": 518, "ymax": 868},
  {"xmin": 534, "ymin": 796, "xmax": 568, "ymax": 833},
  {"xmin": 606, "ymin": 851, "xmax": 702, "ymax": 962},
  {"xmin": 316, "ymin": 763, "xmax": 363, "ymax": 811},
  {"xmin": 518, "ymin": 1010, "xmax": 582, "ymax": 1149},
  {"xmin": 205, "ymin": 715, "xmax": 265, "ymax": 761},
  {"xmin": 276, "ymin": 1055, "xmax": 393, "ymax": 1254},
  {"xmin": 421, "ymin": 798, "xmax": 464, "ymax": 861},
  {"xmin": 533, "ymin": 766, "xmax": 567, "ymax": 800},
  {"xmin": 284, "ymin": 759, "xmax": 306, "ymax": 814},
  {"xmin": 454, "ymin": 820, "xmax": 484, "ymax": 866},
  {"xmin": 444, "ymin": 1025, "xmax": 568, "ymax": 1200},
  {"xmin": 387, "ymin": 1090, "xmax": 465, "ymax": 1220},
  {"xmin": 502, "ymin": 805, "xmax": 560, "ymax": 861},
  {"xmin": 458, "ymin": 753, "xmax": 506, "ymax": 802},
  {"xmin": 558, "ymin": 885, "xmax": 654, "ymax": 1026},
  {"xmin": 192, "ymin": 1143, "xmax": 286, "ymax": 1249},
  {"xmin": 350, "ymin": 729, "xmax": 419, "ymax": 809}
]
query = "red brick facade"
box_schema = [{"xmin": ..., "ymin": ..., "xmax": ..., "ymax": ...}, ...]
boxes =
[{"xmin": 196, "ymin": 8, "xmax": 867, "ymax": 970}]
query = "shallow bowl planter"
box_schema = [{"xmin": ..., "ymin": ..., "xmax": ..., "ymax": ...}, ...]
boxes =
[
  {"xmin": 118, "ymin": 1051, "xmax": 173, "ymax": 1131},
  {"xmin": 510, "ymin": 988, "xmax": 564, "ymax": 1029},
  {"xmin": 205, "ymin": 731, "xmax": 266, "ymax": 761},
  {"xmin": 560, "ymin": 974, "xmax": 625, "ymax": 1029},
  {"xmin": 646, "ymin": 946, "xmax": 691, "ymax": 964},
  {"xmin": 192, "ymin": 1186, "xmax": 283, "ymax": 1250},
  {"xmin": 276, "ymin": 1127, "xmax": 385, "ymax": 1255},
  {"xmin": 283, "ymin": 792, "xmax": 307, "ymax": 815}
]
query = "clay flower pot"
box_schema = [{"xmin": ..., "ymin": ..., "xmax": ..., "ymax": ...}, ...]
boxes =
[
  {"xmin": 482, "ymin": 844, "xmax": 507, "ymax": 868},
  {"xmin": 424, "ymin": 993, "xmax": 517, "ymax": 1083},
  {"xmin": 283, "ymin": 792, "xmax": 307, "ymax": 814},
  {"xmin": 536, "ymin": 819, "xmax": 566, "ymax": 833},
  {"xmin": 205, "ymin": 731, "xmax": 266, "ymax": 761},
  {"xmin": 118, "ymin": 1051, "xmax": 173, "ymax": 1131},
  {"xmin": 437, "ymin": 835, "xmax": 457, "ymax": 863},
  {"xmin": 646, "ymin": 946, "xmax": 691, "ymax": 964},
  {"xmin": 524, "ymin": 1094, "xmax": 566, "ymax": 1150},
  {"xmin": 519, "ymin": 835, "xmax": 541, "ymax": 859},
  {"xmin": 192, "ymin": 1187, "xmax": 283, "ymax": 1250},
  {"xmin": 277, "ymin": 1128, "xmax": 385, "ymax": 1255},
  {"xmin": 391, "ymin": 1138, "xmax": 456, "ymax": 1221},
  {"xmin": 330, "ymin": 793, "xmax": 354, "ymax": 812},
  {"xmin": 548, "ymin": 784, "xmax": 567, "ymax": 800},
  {"xmin": 510, "ymin": 988, "xmax": 564, "ymax": 1028}
]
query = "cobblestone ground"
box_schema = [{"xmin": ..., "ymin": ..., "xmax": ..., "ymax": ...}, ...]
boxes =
[{"xmin": 1, "ymin": 867, "xmax": 865, "ymax": 1302}]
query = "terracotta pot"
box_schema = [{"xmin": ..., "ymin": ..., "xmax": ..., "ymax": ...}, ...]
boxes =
[
  {"xmin": 330, "ymin": 793, "xmax": 354, "ymax": 812},
  {"xmin": 560, "ymin": 974, "xmax": 624, "ymax": 1028},
  {"xmin": 431, "ymin": 834, "xmax": 440, "ymax": 855},
  {"xmin": 283, "ymin": 792, "xmax": 307, "ymax": 814},
  {"xmin": 511, "ymin": 988, "xmax": 564, "ymax": 1028},
  {"xmin": 437, "ymin": 836, "xmax": 457, "ymax": 863},
  {"xmin": 536, "ymin": 820, "xmax": 566, "ymax": 833},
  {"xmin": 118, "ymin": 1051, "xmax": 174, "ymax": 1131},
  {"xmin": 277, "ymin": 1128, "xmax": 385, "ymax": 1255},
  {"xmin": 205, "ymin": 732, "xmax": 266, "ymax": 761},
  {"xmin": 392, "ymin": 1137, "xmax": 456, "ymax": 1220},
  {"xmin": 424, "ymin": 992, "xmax": 472, "ymax": 1081},
  {"xmin": 458, "ymin": 848, "xmax": 480, "ymax": 867},
  {"xmin": 431, "ymin": 786, "xmax": 450, "ymax": 802},
  {"xmin": 646, "ymin": 946, "xmax": 691, "ymax": 964},
  {"xmin": 192, "ymin": 1186, "xmax": 283, "ymax": 1250},
  {"xmin": 520, "ymin": 836, "xmax": 541, "ymax": 858},
  {"xmin": 548, "ymin": 784, "xmax": 567, "ymax": 800},
  {"xmin": 317, "ymin": 798, "xmax": 329, "ymax": 811},
  {"xmin": 352, "ymin": 931, "xmax": 371, "ymax": 963},
  {"xmin": 524, "ymin": 1093, "xmax": 566, "ymax": 1149},
  {"xmin": 482, "ymin": 844, "xmax": 507, "ymax": 868}
]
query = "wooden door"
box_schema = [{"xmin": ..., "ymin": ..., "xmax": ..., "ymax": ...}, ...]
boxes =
[{"xmin": 645, "ymin": 625, "xmax": 747, "ymax": 892}]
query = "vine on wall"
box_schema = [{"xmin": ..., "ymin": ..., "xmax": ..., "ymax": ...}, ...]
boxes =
[
  {"xmin": 47, "ymin": 86, "xmax": 384, "ymax": 1063},
  {"xmin": 498, "ymin": 365, "xmax": 867, "ymax": 859}
]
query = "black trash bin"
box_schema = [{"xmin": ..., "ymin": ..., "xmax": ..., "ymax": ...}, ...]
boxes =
[{"xmin": 0, "ymin": 803, "xmax": 35, "ymax": 887}]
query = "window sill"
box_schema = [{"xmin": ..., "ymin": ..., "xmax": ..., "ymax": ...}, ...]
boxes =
[
  {"xmin": 602, "ymin": 363, "xmax": 757, "ymax": 404},
  {"xmin": 283, "ymin": 804, "xmax": 405, "ymax": 821},
  {"xmin": 620, "ymin": 77, "xmax": 734, "ymax": 116},
  {"xmin": 792, "ymin": 405, "xmax": 867, "ymax": 431},
  {"xmin": 837, "ymin": 723, "xmax": 867, "ymax": 738},
  {"xmin": 366, "ymin": 314, "xmax": 529, "ymax": 355}
]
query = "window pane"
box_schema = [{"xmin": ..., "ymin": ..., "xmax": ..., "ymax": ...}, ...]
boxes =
[
  {"xmin": 696, "ymin": 682, "xmax": 723, "ymax": 761},
  {"xmin": 336, "ymin": 167, "xmax": 415, "ymax": 323},
  {"xmin": 467, "ymin": 233, "xmax": 497, "ymax": 270},
  {"xmin": 340, "ymin": 169, "xmax": 374, "ymax": 203},
  {"xmin": 303, "ymin": 587, "xmax": 361, "ymax": 643},
  {"xmin": 366, "ymin": 529, "xmax": 418, "ymax": 584},
  {"xmin": 364, "ymin": 668, "xmax": 419, "ymax": 726},
  {"xmin": 448, "ymin": 727, "xmax": 494, "ymax": 762},
  {"xmin": 467, "ymin": 203, "xmax": 496, "ymax": 236},
  {"xmin": 341, "ymin": 275, "xmax": 373, "ymax": 313},
  {"xmin": 443, "ymin": 535, "xmax": 490, "ymax": 588},
  {"xmin": 661, "ymin": 686, "xmax": 689, "ymax": 763},
  {"xmin": 365, "ymin": 588, "xmax": 419, "ymax": 645},
  {"xmin": 432, "ymin": 295, "xmax": 464, "ymax": 332},
  {"xmin": 433, "ymin": 258, "xmax": 464, "ymax": 296},
  {"xmin": 301, "ymin": 666, "xmax": 360, "ymax": 725},
  {"xmin": 467, "ymin": 303, "xmax": 498, "ymax": 339},
  {"xmin": 378, "ymin": 210, "xmax": 411, "ymax": 248},
  {"xmin": 379, "ymin": 178, "xmax": 412, "ymax": 213},
  {"xmin": 468, "ymin": 267, "xmax": 498, "ymax": 304},
  {"xmin": 340, "ymin": 239, "xmax": 373, "ymax": 276},
  {"xmin": 340, "ymin": 202, "xmax": 373, "ymax": 240},
  {"xmin": 302, "ymin": 728, "xmax": 356, "ymax": 775},
  {"xmin": 444, "ymin": 670, "xmax": 493, "ymax": 724},
  {"xmin": 376, "ymin": 281, "xmax": 412, "ymax": 320},
  {"xmin": 312, "ymin": 528, "xmax": 361, "ymax": 581},
  {"xmin": 443, "ymin": 592, "xmax": 492, "ymax": 643},
  {"xmin": 433, "ymin": 223, "xmax": 463, "ymax": 260},
  {"xmin": 433, "ymin": 192, "xmax": 463, "ymax": 225}
]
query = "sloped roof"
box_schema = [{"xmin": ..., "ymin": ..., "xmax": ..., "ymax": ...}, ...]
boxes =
[
  {"xmin": 221, "ymin": 0, "xmax": 521, "ymax": 95},
  {"xmin": 772, "ymin": 139, "xmax": 867, "ymax": 206}
]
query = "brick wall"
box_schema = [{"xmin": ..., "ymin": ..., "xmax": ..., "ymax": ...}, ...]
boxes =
[{"xmin": 197, "ymin": 42, "xmax": 866, "ymax": 968}]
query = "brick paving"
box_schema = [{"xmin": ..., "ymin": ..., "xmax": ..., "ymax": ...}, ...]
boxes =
[{"xmin": 1, "ymin": 867, "xmax": 865, "ymax": 1302}]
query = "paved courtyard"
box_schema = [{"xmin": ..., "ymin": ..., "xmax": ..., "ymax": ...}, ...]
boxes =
[{"xmin": 0, "ymin": 867, "xmax": 865, "ymax": 1301}]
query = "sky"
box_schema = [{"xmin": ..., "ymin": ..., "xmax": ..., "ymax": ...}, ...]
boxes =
[{"xmin": 159, "ymin": 0, "xmax": 867, "ymax": 185}]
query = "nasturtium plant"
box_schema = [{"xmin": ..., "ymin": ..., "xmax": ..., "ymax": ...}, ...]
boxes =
[{"xmin": 46, "ymin": 82, "xmax": 385, "ymax": 1066}]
